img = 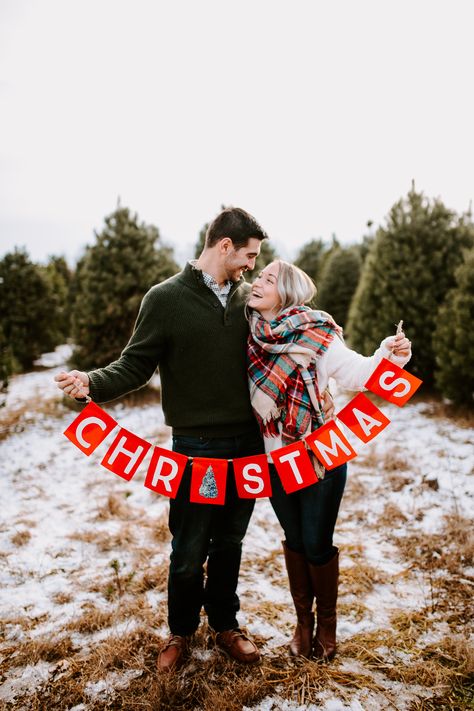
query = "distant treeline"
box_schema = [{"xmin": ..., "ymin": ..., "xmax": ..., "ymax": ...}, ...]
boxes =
[{"xmin": 1, "ymin": 187, "xmax": 473, "ymax": 406}]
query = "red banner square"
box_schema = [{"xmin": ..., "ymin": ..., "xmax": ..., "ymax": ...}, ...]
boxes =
[
  {"xmin": 144, "ymin": 446, "xmax": 188, "ymax": 498},
  {"xmin": 337, "ymin": 392, "xmax": 391, "ymax": 443},
  {"xmin": 190, "ymin": 458, "xmax": 228, "ymax": 505},
  {"xmin": 365, "ymin": 357, "xmax": 422, "ymax": 406},
  {"xmin": 63, "ymin": 401, "xmax": 117, "ymax": 455},
  {"xmin": 101, "ymin": 428, "xmax": 151, "ymax": 481},
  {"xmin": 233, "ymin": 454, "xmax": 272, "ymax": 498},
  {"xmin": 271, "ymin": 441, "xmax": 318, "ymax": 494},
  {"xmin": 305, "ymin": 421, "xmax": 357, "ymax": 470}
]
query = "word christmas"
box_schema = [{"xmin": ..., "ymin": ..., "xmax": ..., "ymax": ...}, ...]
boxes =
[{"xmin": 64, "ymin": 358, "xmax": 422, "ymax": 505}]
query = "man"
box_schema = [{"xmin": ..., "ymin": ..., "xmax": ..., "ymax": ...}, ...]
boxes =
[{"xmin": 56, "ymin": 207, "xmax": 270, "ymax": 671}]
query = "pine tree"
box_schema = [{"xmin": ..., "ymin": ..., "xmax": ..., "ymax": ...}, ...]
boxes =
[
  {"xmin": 0, "ymin": 322, "xmax": 14, "ymax": 395},
  {"xmin": 294, "ymin": 239, "xmax": 327, "ymax": 284},
  {"xmin": 434, "ymin": 249, "xmax": 474, "ymax": 405},
  {"xmin": 346, "ymin": 188, "xmax": 474, "ymax": 384},
  {"xmin": 199, "ymin": 466, "xmax": 218, "ymax": 498},
  {"xmin": 0, "ymin": 248, "xmax": 58, "ymax": 373},
  {"xmin": 71, "ymin": 204, "xmax": 180, "ymax": 370},
  {"xmin": 41, "ymin": 255, "xmax": 73, "ymax": 344},
  {"xmin": 316, "ymin": 246, "xmax": 362, "ymax": 330}
]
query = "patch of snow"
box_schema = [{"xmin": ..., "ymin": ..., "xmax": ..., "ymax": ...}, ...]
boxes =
[
  {"xmin": 1, "ymin": 349, "xmax": 472, "ymax": 710},
  {"xmin": 0, "ymin": 661, "xmax": 54, "ymax": 702},
  {"xmin": 84, "ymin": 668, "xmax": 142, "ymax": 700}
]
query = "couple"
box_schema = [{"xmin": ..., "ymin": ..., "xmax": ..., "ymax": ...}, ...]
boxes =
[{"xmin": 55, "ymin": 207, "xmax": 411, "ymax": 672}]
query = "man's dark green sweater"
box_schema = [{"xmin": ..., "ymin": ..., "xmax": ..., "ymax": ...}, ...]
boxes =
[{"xmin": 87, "ymin": 263, "xmax": 258, "ymax": 437}]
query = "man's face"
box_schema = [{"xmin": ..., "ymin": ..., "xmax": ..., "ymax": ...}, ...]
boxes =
[{"xmin": 222, "ymin": 237, "xmax": 262, "ymax": 282}]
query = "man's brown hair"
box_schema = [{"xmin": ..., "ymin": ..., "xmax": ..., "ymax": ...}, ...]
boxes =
[{"xmin": 206, "ymin": 207, "xmax": 268, "ymax": 249}]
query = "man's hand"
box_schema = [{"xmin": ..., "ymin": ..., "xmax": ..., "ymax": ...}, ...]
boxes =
[
  {"xmin": 387, "ymin": 331, "xmax": 411, "ymax": 358},
  {"xmin": 54, "ymin": 370, "xmax": 90, "ymax": 400},
  {"xmin": 322, "ymin": 390, "xmax": 335, "ymax": 421}
]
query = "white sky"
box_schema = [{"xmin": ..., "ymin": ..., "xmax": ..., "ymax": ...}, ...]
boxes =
[{"xmin": 1, "ymin": 0, "xmax": 473, "ymax": 266}]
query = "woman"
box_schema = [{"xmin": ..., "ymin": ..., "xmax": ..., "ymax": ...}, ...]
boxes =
[{"xmin": 247, "ymin": 260, "xmax": 411, "ymax": 660}]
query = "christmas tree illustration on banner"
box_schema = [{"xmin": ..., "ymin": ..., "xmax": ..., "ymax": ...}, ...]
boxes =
[{"xmin": 199, "ymin": 465, "xmax": 219, "ymax": 499}]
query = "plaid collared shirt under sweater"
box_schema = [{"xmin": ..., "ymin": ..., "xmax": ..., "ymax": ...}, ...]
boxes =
[{"xmin": 189, "ymin": 260, "xmax": 232, "ymax": 306}]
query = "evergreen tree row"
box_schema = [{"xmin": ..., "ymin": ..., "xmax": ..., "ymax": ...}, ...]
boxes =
[
  {"xmin": 1, "ymin": 191, "xmax": 473, "ymax": 406},
  {"xmin": 293, "ymin": 187, "xmax": 473, "ymax": 406},
  {"xmin": 0, "ymin": 250, "xmax": 72, "ymax": 391}
]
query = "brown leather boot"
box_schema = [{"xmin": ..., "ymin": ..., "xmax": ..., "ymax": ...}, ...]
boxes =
[
  {"xmin": 157, "ymin": 634, "xmax": 189, "ymax": 672},
  {"xmin": 215, "ymin": 628, "xmax": 260, "ymax": 664},
  {"xmin": 282, "ymin": 541, "xmax": 315, "ymax": 657},
  {"xmin": 308, "ymin": 547, "xmax": 339, "ymax": 660}
]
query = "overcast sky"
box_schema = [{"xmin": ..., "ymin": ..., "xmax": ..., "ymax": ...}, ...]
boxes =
[{"xmin": 1, "ymin": 0, "xmax": 473, "ymax": 266}]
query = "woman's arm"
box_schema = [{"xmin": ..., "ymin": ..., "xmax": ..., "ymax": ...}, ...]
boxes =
[{"xmin": 318, "ymin": 333, "xmax": 412, "ymax": 392}]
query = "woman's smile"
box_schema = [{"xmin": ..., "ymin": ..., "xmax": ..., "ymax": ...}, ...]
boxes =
[{"xmin": 248, "ymin": 262, "xmax": 281, "ymax": 319}]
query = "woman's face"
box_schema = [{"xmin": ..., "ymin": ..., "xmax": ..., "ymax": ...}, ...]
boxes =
[{"xmin": 248, "ymin": 261, "xmax": 281, "ymax": 318}]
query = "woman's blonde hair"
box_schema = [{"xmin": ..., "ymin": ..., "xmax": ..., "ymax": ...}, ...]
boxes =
[{"xmin": 274, "ymin": 259, "xmax": 316, "ymax": 310}]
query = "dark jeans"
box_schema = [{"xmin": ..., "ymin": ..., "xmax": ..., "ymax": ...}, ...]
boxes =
[
  {"xmin": 168, "ymin": 429, "xmax": 264, "ymax": 636},
  {"xmin": 269, "ymin": 462, "xmax": 347, "ymax": 566}
]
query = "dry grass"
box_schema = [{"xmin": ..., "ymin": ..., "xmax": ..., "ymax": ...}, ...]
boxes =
[
  {"xmin": 382, "ymin": 446, "xmax": 413, "ymax": 473},
  {"xmin": 396, "ymin": 513, "xmax": 473, "ymax": 576},
  {"xmin": 3, "ymin": 634, "xmax": 77, "ymax": 668},
  {"xmin": 418, "ymin": 394, "xmax": 474, "ymax": 429},
  {"xmin": 0, "ymin": 626, "xmax": 406, "ymax": 711},
  {"xmin": 2, "ymin": 594, "xmax": 473, "ymax": 710},
  {"xmin": 2, "ymin": 388, "xmax": 473, "ymax": 709},
  {"xmin": 386, "ymin": 470, "xmax": 414, "ymax": 492},
  {"xmin": 0, "ymin": 398, "xmax": 63, "ymax": 441},
  {"xmin": 148, "ymin": 512, "xmax": 171, "ymax": 542},
  {"xmin": 95, "ymin": 493, "xmax": 135, "ymax": 521},
  {"xmin": 340, "ymin": 561, "xmax": 384, "ymax": 596},
  {"xmin": 11, "ymin": 529, "xmax": 32, "ymax": 546},
  {"xmin": 51, "ymin": 591, "xmax": 73, "ymax": 605},
  {"xmin": 70, "ymin": 524, "xmax": 137, "ymax": 551},
  {"xmin": 5, "ymin": 625, "xmax": 472, "ymax": 711},
  {"xmin": 377, "ymin": 501, "xmax": 409, "ymax": 527},
  {"xmin": 131, "ymin": 562, "xmax": 168, "ymax": 594}
]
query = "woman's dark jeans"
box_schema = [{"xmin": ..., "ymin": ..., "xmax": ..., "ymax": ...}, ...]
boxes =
[
  {"xmin": 269, "ymin": 462, "xmax": 347, "ymax": 565},
  {"xmin": 168, "ymin": 429, "xmax": 264, "ymax": 636}
]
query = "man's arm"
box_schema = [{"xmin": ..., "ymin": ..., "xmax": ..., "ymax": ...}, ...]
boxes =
[{"xmin": 55, "ymin": 286, "xmax": 167, "ymax": 403}]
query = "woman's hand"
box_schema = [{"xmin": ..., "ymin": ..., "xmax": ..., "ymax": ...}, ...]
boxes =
[
  {"xmin": 322, "ymin": 390, "xmax": 335, "ymax": 420},
  {"xmin": 387, "ymin": 331, "xmax": 411, "ymax": 358},
  {"xmin": 54, "ymin": 370, "xmax": 90, "ymax": 400}
]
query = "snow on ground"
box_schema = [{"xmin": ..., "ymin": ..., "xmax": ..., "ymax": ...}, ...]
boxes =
[{"xmin": 0, "ymin": 346, "xmax": 473, "ymax": 709}]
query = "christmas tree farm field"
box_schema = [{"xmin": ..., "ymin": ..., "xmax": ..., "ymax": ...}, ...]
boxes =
[{"xmin": 0, "ymin": 347, "xmax": 473, "ymax": 710}]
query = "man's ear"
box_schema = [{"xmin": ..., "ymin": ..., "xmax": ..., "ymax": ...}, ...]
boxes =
[{"xmin": 218, "ymin": 237, "xmax": 233, "ymax": 254}]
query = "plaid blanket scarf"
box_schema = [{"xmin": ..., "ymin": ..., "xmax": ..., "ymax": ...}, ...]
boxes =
[{"xmin": 248, "ymin": 306, "xmax": 343, "ymax": 445}]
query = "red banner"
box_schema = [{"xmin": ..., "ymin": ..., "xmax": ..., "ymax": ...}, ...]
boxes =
[
  {"xmin": 233, "ymin": 454, "xmax": 272, "ymax": 499},
  {"xmin": 190, "ymin": 457, "xmax": 228, "ymax": 505},
  {"xmin": 144, "ymin": 446, "xmax": 188, "ymax": 498},
  {"xmin": 63, "ymin": 401, "xmax": 117, "ymax": 455},
  {"xmin": 271, "ymin": 441, "xmax": 318, "ymax": 494},
  {"xmin": 101, "ymin": 428, "xmax": 151, "ymax": 481},
  {"xmin": 62, "ymin": 360, "xmax": 423, "ymax": 502},
  {"xmin": 305, "ymin": 420, "xmax": 357, "ymax": 470},
  {"xmin": 337, "ymin": 392, "xmax": 391, "ymax": 443},
  {"xmin": 365, "ymin": 357, "xmax": 422, "ymax": 406}
]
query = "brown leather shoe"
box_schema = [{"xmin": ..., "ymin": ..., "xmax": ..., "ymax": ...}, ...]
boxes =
[
  {"xmin": 215, "ymin": 628, "xmax": 260, "ymax": 664},
  {"xmin": 157, "ymin": 634, "xmax": 189, "ymax": 672}
]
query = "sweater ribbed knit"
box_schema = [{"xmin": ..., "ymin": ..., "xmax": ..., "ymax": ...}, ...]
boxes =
[{"xmin": 87, "ymin": 263, "xmax": 258, "ymax": 437}]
